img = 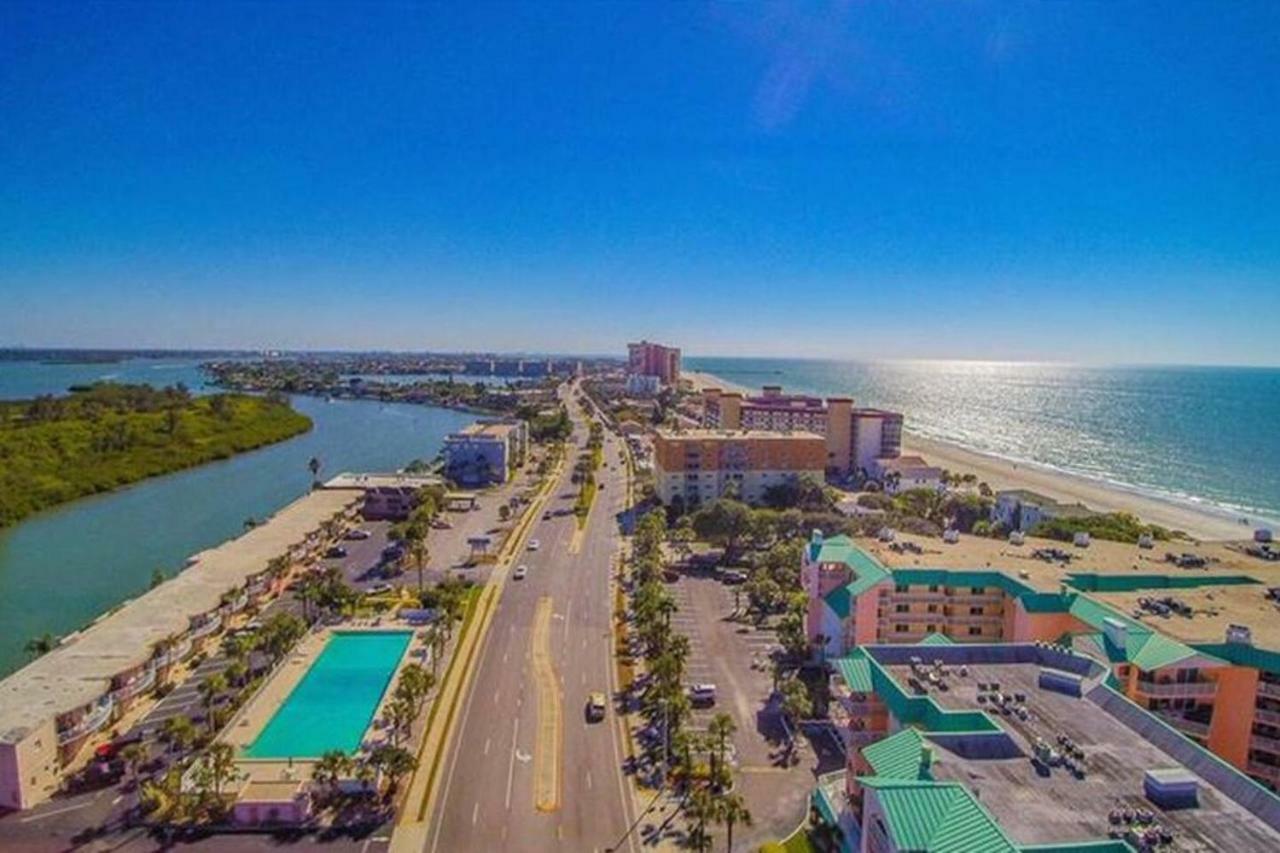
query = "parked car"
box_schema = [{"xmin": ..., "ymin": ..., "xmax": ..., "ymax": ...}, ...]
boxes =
[
  {"xmin": 688, "ymin": 683, "xmax": 717, "ymax": 705},
  {"xmin": 721, "ymin": 570, "xmax": 748, "ymax": 585},
  {"xmin": 513, "ymin": 565, "xmax": 529, "ymax": 580},
  {"xmin": 528, "ymin": 540, "xmax": 540, "ymax": 551},
  {"xmin": 367, "ymin": 582, "xmax": 393, "ymax": 595},
  {"xmin": 587, "ymin": 691, "xmax": 607, "ymax": 721},
  {"xmin": 325, "ymin": 545, "xmax": 348, "ymax": 559},
  {"xmin": 382, "ymin": 544, "xmax": 404, "ymax": 561},
  {"xmin": 344, "ymin": 529, "xmax": 372, "ymax": 540}
]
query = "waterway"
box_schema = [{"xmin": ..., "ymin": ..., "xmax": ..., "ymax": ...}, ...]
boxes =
[{"xmin": 0, "ymin": 359, "xmax": 474, "ymax": 676}]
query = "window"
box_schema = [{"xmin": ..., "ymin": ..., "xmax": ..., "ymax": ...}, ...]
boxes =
[
  {"xmin": 968, "ymin": 626, "xmax": 982, "ymax": 636},
  {"xmin": 971, "ymin": 586, "xmax": 985, "ymax": 594},
  {"xmin": 927, "ymin": 604, "xmax": 938, "ymax": 613},
  {"xmin": 895, "ymin": 604, "xmax": 909, "ymax": 613},
  {"xmin": 969, "ymin": 606, "xmax": 983, "ymax": 616},
  {"xmin": 926, "ymin": 624, "xmax": 937, "ymax": 633},
  {"xmin": 894, "ymin": 624, "xmax": 909, "ymax": 633},
  {"xmin": 895, "ymin": 583, "xmax": 909, "ymax": 593},
  {"xmin": 928, "ymin": 585, "xmax": 940, "ymax": 593}
]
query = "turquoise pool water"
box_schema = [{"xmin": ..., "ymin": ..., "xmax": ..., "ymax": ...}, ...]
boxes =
[{"xmin": 244, "ymin": 630, "xmax": 412, "ymax": 759}]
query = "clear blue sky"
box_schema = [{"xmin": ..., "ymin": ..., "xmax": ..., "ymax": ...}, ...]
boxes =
[{"xmin": 3, "ymin": 2, "xmax": 1279, "ymax": 364}]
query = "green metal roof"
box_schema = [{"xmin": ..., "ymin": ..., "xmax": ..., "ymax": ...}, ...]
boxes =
[
  {"xmin": 824, "ymin": 584, "xmax": 853, "ymax": 619},
  {"xmin": 892, "ymin": 568, "xmax": 1036, "ymax": 598},
  {"xmin": 833, "ymin": 653, "xmax": 874, "ymax": 693},
  {"xmin": 861, "ymin": 728, "xmax": 931, "ymax": 780},
  {"xmin": 859, "ymin": 778, "xmax": 1016, "ymax": 853},
  {"xmin": 814, "ymin": 535, "xmax": 892, "ymax": 615},
  {"xmin": 1019, "ymin": 842, "xmax": 1136, "ymax": 853},
  {"xmin": 1065, "ymin": 573, "xmax": 1260, "ymax": 593},
  {"xmin": 1193, "ymin": 642, "xmax": 1280, "ymax": 676},
  {"xmin": 1126, "ymin": 631, "xmax": 1204, "ymax": 671}
]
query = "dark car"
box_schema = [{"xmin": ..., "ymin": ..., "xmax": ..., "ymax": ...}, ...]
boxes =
[{"xmin": 325, "ymin": 545, "xmax": 348, "ymax": 559}]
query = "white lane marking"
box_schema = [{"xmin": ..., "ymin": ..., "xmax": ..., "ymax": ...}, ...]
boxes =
[
  {"xmin": 503, "ymin": 651, "xmax": 509, "ymax": 664},
  {"xmin": 586, "ymin": 770, "xmax": 593, "ymax": 790},
  {"xmin": 19, "ymin": 799, "xmax": 94, "ymax": 822},
  {"xmin": 505, "ymin": 716, "xmax": 520, "ymax": 810},
  {"xmin": 111, "ymin": 794, "xmax": 124, "ymax": 805},
  {"xmin": 472, "ymin": 801, "xmax": 479, "ymax": 826},
  {"xmin": 494, "ymin": 688, "xmax": 500, "ymax": 705},
  {"xmin": 563, "ymin": 597, "xmax": 574, "ymax": 645},
  {"xmin": 484, "ymin": 738, "xmax": 491, "ymax": 756}
]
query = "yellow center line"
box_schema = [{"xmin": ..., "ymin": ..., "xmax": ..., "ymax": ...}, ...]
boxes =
[{"xmin": 532, "ymin": 595, "xmax": 563, "ymax": 812}]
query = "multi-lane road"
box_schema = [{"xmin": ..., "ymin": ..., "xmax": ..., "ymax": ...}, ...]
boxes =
[{"xmin": 422, "ymin": 388, "xmax": 637, "ymax": 852}]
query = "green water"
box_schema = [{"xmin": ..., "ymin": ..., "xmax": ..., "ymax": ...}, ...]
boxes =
[
  {"xmin": 0, "ymin": 359, "xmax": 474, "ymax": 676},
  {"xmin": 245, "ymin": 631, "xmax": 412, "ymax": 759}
]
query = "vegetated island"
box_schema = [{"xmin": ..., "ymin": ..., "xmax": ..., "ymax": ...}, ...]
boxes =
[{"xmin": 0, "ymin": 383, "xmax": 312, "ymax": 528}]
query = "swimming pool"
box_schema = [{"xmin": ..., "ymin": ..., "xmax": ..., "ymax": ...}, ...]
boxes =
[{"xmin": 243, "ymin": 630, "xmax": 412, "ymax": 759}]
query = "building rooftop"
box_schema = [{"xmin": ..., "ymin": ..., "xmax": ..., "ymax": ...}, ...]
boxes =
[
  {"xmin": 853, "ymin": 645, "xmax": 1280, "ymax": 850},
  {"xmin": 864, "ymin": 531, "xmax": 1280, "ymax": 594},
  {"xmin": 322, "ymin": 471, "xmax": 443, "ymax": 490},
  {"xmin": 654, "ymin": 427, "xmax": 825, "ymax": 441},
  {"xmin": 0, "ymin": 489, "xmax": 359, "ymax": 742},
  {"xmin": 1095, "ymin": 583, "xmax": 1280, "ymax": 649}
]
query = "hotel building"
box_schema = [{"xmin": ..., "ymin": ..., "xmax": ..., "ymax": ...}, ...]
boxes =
[
  {"xmin": 442, "ymin": 419, "xmax": 529, "ymax": 486},
  {"xmin": 813, "ymin": 636, "xmax": 1280, "ymax": 851},
  {"xmin": 700, "ymin": 386, "xmax": 904, "ymax": 477},
  {"xmin": 626, "ymin": 340, "xmax": 681, "ymax": 386},
  {"xmin": 803, "ymin": 532, "xmax": 1280, "ymax": 793},
  {"xmin": 652, "ymin": 428, "xmax": 826, "ymax": 507}
]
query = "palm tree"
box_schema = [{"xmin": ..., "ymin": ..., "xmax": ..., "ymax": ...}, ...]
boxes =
[
  {"xmin": 714, "ymin": 791, "xmax": 753, "ymax": 852},
  {"xmin": 162, "ymin": 714, "xmax": 197, "ymax": 754},
  {"xmin": 24, "ymin": 633, "xmax": 57, "ymax": 658},
  {"xmin": 314, "ymin": 749, "xmax": 353, "ymax": 801},
  {"xmin": 707, "ymin": 713, "xmax": 736, "ymax": 790},
  {"xmin": 686, "ymin": 786, "xmax": 716, "ymax": 852},
  {"xmin": 408, "ymin": 536, "xmax": 429, "ymax": 596},
  {"xmin": 778, "ymin": 675, "xmax": 812, "ymax": 761},
  {"xmin": 198, "ymin": 672, "xmax": 228, "ymax": 734},
  {"xmin": 205, "ymin": 741, "xmax": 237, "ymax": 799},
  {"xmin": 368, "ymin": 745, "xmax": 417, "ymax": 796},
  {"xmin": 120, "ymin": 742, "xmax": 146, "ymax": 789},
  {"xmin": 385, "ymin": 696, "xmax": 416, "ymax": 746}
]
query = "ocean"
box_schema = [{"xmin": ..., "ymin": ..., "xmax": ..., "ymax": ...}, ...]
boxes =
[{"xmin": 684, "ymin": 357, "xmax": 1280, "ymax": 525}]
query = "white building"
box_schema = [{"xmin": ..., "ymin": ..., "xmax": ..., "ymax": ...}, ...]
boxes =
[
  {"xmin": 991, "ymin": 489, "xmax": 1094, "ymax": 532},
  {"xmin": 872, "ymin": 455, "xmax": 942, "ymax": 494}
]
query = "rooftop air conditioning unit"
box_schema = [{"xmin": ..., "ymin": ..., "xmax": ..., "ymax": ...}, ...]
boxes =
[{"xmin": 1226, "ymin": 624, "xmax": 1253, "ymax": 646}]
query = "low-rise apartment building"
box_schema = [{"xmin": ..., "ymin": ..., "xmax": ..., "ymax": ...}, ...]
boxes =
[
  {"xmin": 803, "ymin": 532, "xmax": 1280, "ymax": 791},
  {"xmin": 872, "ymin": 454, "xmax": 943, "ymax": 494},
  {"xmin": 442, "ymin": 419, "xmax": 528, "ymax": 486},
  {"xmin": 652, "ymin": 428, "xmax": 825, "ymax": 507},
  {"xmin": 0, "ymin": 489, "xmax": 361, "ymax": 811},
  {"xmin": 993, "ymin": 488, "xmax": 1095, "ymax": 532},
  {"xmin": 627, "ymin": 340, "xmax": 681, "ymax": 386},
  {"xmin": 700, "ymin": 386, "xmax": 903, "ymax": 477}
]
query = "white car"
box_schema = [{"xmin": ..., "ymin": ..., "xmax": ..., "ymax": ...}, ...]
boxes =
[
  {"xmin": 513, "ymin": 565, "xmax": 529, "ymax": 580},
  {"xmin": 688, "ymin": 683, "xmax": 717, "ymax": 704},
  {"xmin": 527, "ymin": 540, "xmax": 540, "ymax": 551}
]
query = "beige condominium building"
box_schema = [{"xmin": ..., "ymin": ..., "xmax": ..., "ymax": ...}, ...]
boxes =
[
  {"xmin": 652, "ymin": 427, "xmax": 826, "ymax": 507},
  {"xmin": 701, "ymin": 385, "xmax": 903, "ymax": 477}
]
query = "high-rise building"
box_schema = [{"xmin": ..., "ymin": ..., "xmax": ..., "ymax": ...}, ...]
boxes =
[
  {"xmin": 627, "ymin": 340, "xmax": 681, "ymax": 386},
  {"xmin": 701, "ymin": 385, "xmax": 904, "ymax": 476},
  {"xmin": 652, "ymin": 428, "xmax": 825, "ymax": 507}
]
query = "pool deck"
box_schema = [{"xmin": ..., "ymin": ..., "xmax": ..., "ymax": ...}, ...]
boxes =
[{"xmin": 222, "ymin": 624, "xmax": 423, "ymax": 784}]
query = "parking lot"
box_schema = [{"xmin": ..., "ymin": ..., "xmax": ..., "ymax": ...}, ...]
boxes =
[{"xmin": 663, "ymin": 570, "xmax": 843, "ymax": 847}]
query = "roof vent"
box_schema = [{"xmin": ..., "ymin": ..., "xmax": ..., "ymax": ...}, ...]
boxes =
[
  {"xmin": 1103, "ymin": 617, "xmax": 1128, "ymax": 650},
  {"xmin": 1226, "ymin": 624, "xmax": 1253, "ymax": 646},
  {"xmin": 811, "ymin": 529, "xmax": 824, "ymax": 545}
]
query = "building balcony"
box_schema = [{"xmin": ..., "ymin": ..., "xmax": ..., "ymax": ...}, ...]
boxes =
[
  {"xmin": 889, "ymin": 592, "xmax": 945, "ymax": 604},
  {"xmin": 1156, "ymin": 711, "xmax": 1211, "ymax": 738},
  {"xmin": 58, "ymin": 697, "xmax": 115, "ymax": 745},
  {"xmin": 1252, "ymin": 734, "xmax": 1280, "ymax": 755},
  {"xmin": 153, "ymin": 636, "xmax": 193, "ymax": 668},
  {"xmin": 189, "ymin": 613, "xmax": 223, "ymax": 640},
  {"xmin": 112, "ymin": 666, "xmax": 156, "ymax": 702},
  {"xmin": 1135, "ymin": 679, "xmax": 1218, "ymax": 698},
  {"xmin": 1255, "ymin": 708, "xmax": 1280, "ymax": 726},
  {"xmin": 943, "ymin": 613, "xmax": 1004, "ymax": 625},
  {"xmin": 948, "ymin": 593, "xmax": 1004, "ymax": 605},
  {"xmin": 1258, "ymin": 681, "xmax": 1280, "ymax": 700},
  {"xmin": 1247, "ymin": 760, "xmax": 1280, "ymax": 780}
]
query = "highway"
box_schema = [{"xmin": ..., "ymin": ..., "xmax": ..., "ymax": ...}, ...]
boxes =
[{"xmin": 423, "ymin": 386, "xmax": 637, "ymax": 852}]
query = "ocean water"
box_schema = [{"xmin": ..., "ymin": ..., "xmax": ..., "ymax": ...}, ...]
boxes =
[
  {"xmin": 0, "ymin": 359, "xmax": 473, "ymax": 675},
  {"xmin": 685, "ymin": 357, "xmax": 1280, "ymax": 525}
]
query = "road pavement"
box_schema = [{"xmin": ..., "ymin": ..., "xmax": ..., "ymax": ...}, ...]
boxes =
[{"xmin": 423, "ymin": 387, "xmax": 637, "ymax": 852}]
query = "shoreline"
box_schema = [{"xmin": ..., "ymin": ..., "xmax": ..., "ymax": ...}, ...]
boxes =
[{"xmin": 683, "ymin": 370, "xmax": 1267, "ymax": 542}]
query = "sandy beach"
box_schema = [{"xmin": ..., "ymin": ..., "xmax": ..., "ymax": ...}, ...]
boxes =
[{"xmin": 683, "ymin": 370, "xmax": 1258, "ymax": 542}]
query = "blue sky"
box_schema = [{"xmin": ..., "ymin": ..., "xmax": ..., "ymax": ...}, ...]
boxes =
[{"xmin": 2, "ymin": 2, "xmax": 1279, "ymax": 364}]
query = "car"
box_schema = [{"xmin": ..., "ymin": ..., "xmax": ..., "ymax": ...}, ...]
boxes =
[
  {"xmin": 721, "ymin": 570, "xmax": 748, "ymax": 585},
  {"xmin": 513, "ymin": 565, "xmax": 528, "ymax": 580},
  {"xmin": 432, "ymin": 519, "xmax": 453, "ymax": 530},
  {"xmin": 344, "ymin": 528, "xmax": 372, "ymax": 540},
  {"xmin": 587, "ymin": 691, "xmax": 607, "ymax": 721},
  {"xmin": 325, "ymin": 545, "xmax": 348, "ymax": 558},
  {"xmin": 381, "ymin": 544, "xmax": 404, "ymax": 560},
  {"xmin": 543, "ymin": 511, "xmax": 552, "ymax": 521},
  {"xmin": 688, "ymin": 683, "xmax": 717, "ymax": 705},
  {"xmin": 528, "ymin": 540, "xmax": 540, "ymax": 551},
  {"xmin": 367, "ymin": 582, "xmax": 393, "ymax": 595}
]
